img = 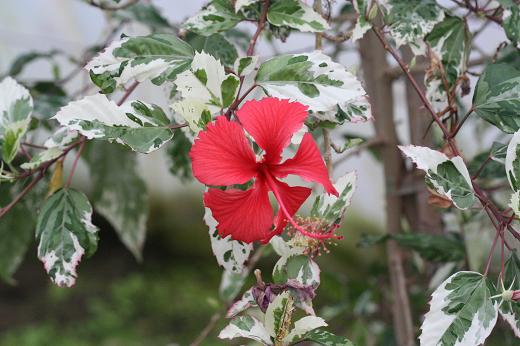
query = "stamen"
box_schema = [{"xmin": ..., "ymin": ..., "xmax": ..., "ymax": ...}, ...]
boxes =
[{"xmin": 264, "ymin": 173, "xmax": 341, "ymax": 241}]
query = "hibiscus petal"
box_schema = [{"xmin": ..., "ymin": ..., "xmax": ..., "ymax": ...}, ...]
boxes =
[
  {"xmin": 190, "ymin": 116, "xmax": 258, "ymax": 186},
  {"xmin": 204, "ymin": 180, "xmax": 274, "ymax": 243},
  {"xmin": 237, "ymin": 97, "xmax": 308, "ymax": 164},
  {"xmin": 271, "ymin": 133, "xmax": 338, "ymax": 195},
  {"xmin": 269, "ymin": 178, "xmax": 312, "ymax": 236}
]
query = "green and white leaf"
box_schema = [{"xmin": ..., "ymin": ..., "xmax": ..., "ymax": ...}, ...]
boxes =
[
  {"xmin": 473, "ymin": 63, "xmax": 520, "ymax": 133},
  {"xmin": 20, "ymin": 147, "xmax": 62, "ymax": 170},
  {"xmin": 256, "ymin": 51, "xmax": 369, "ymax": 122},
  {"xmin": 182, "ymin": 0, "xmax": 242, "ymax": 36},
  {"xmin": 36, "ymin": 189, "xmax": 99, "ymax": 287},
  {"xmin": 0, "ymin": 77, "xmax": 33, "ymax": 164},
  {"xmin": 204, "ymin": 207, "xmax": 252, "ymax": 273},
  {"xmin": 499, "ymin": 252, "xmax": 520, "ymax": 338},
  {"xmin": 84, "ymin": 142, "xmax": 148, "ymax": 261},
  {"xmin": 171, "ymin": 51, "xmax": 239, "ymax": 132},
  {"xmin": 302, "ymin": 329, "xmax": 354, "ymax": 346},
  {"xmin": 267, "ymin": 0, "xmax": 329, "ymax": 33},
  {"xmin": 383, "ymin": 0, "xmax": 444, "ymax": 55},
  {"xmin": 419, "ymin": 271, "xmax": 498, "ymax": 346},
  {"xmin": 265, "ymin": 291, "xmax": 293, "ymax": 340},
  {"xmin": 503, "ymin": 5, "xmax": 520, "ymax": 47},
  {"xmin": 273, "ymin": 254, "xmax": 320, "ymax": 288},
  {"xmin": 226, "ymin": 288, "xmax": 257, "ymax": 318},
  {"xmin": 425, "ymin": 15, "xmax": 470, "ymax": 112},
  {"xmin": 282, "ymin": 316, "xmax": 327, "ymax": 345},
  {"xmin": 507, "ymin": 130, "xmax": 520, "ymax": 218},
  {"xmin": 44, "ymin": 127, "xmax": 79, "ymax": 148},
  {"xmin": 351, "ymin": 0, "xmax": 374, "ymax": 42},
  {"xmin": 219, "ymin": 315, "xmax": 273, "ymax": 345},
  {"xmin": 270, "ymin": 235, "xmax": 306, "ymax": 258},
  {"xmin": 235, "ymin": 0, "xmax": 257, "ymax": 13},
  {"xmin": 234, "ymin": 55, "xmax": 258, "ymax": 76},
  {"xmin": 311, "ymin": 171, "xmax": 356, "ymax": 225},
  {"xmin": 85, "ymin": 34, "xmax": 194, "ymax": 92},
  {"xmin": 54, "ymin": 94, "xmax": 173, "ymax": 153},
  {"xmin": 399, "ymin": 145, "xmax": 475, "ymax": 210},
  {"xmin": 220, "ymin": 268, "xmax": 248, "ymax": 304}
]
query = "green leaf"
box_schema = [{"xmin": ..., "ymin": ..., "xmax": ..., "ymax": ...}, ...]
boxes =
[
  {"xmin": 115, "ymin": 3, "xmax": 172, "ymax": 31},
  {"xmin": 0, "ymin": 185, "xmax": 35, "ymax": 284},
  {"xmin": 0, "ymin": 77, "xmax": 33, "ymax": 164},
  {"xmin": 399, "ymin": 145, "xmax": 475, "ymax": 209},
  {"xmin": 302, "ymin": 329, "xmax": 354, "ymax": 346},
  {"xmin": 234, "ymin": 55, "xmax": 258, "ymax": 76},
  {"xmin": 419, "ymin": 271, "xmax": 498, "ymax": 346},
  {"xmin": 36, "ymin": 189, "xmax": 99, "ymax": 287},
  {"xmin": 86, "ymin": 34, "xmax": 194, "ymax": 92},
  {"xmin": 499, "ymin": 252, "xmax": 520, "ymax": 337},
  {"xmin": 166, "ymin": 129, "xmax": 192, "ymax": 180},
  {"xmin": 503, "ymin": 5, "xmax": 520, "ymax": 46},
  {"xmin": 311, "ymin": 171, "xmax": 356, "ymax": 225},
  {"xmin": 182, "ymin": 0, "xmax": 243, "ymax": 36},
  {"xmin": 384, "ymin": 0, "xmax": 444, "ymax": 54},
  {"xmin": 219, "ymin": 315, "xmax": 272, "ymax": 345},
  {"xmin": 54, "ymin": 94, "xmax": 173, "ymax": 153},
  {"xmin": 84, "ymin": 141, "xmax": 148, "ymax": 260},
  {"xmin": 473, "ymin": 63, "xmax": 520, "ymax": 133},
  {"xmin": 7, "ymin": 50, "xmax": 61, "ymax": 77},
  {"xmin": 171, "ymin": 51, "xmax": 239, "ymax": 131},
  {"xmin": 267, "ymin": 0, "xmax": 329, "ymax": 33},
  {"xmin": 256, "ymin": 52, "xmax": 370, "ymax": 123}
]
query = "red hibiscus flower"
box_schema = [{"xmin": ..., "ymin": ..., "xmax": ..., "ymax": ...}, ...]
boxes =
[{"xmin": 190, "ymin": 97, "xmax": 338, "ymax": 243}]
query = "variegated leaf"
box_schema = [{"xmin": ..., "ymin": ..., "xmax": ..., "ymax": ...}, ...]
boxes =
[
  {"xmin": 311, "ymin": 171, "xmax": 356, "ymax": 225},
  {"xmin": 383, "ymin": 0, "xmax": 444, "ymax": 55},
  {"xmin": 282, "ymin": 316, "xmax": 327, "ymax": 345},
  {"xmin": 0, "ymin": 77, "xmax": 33, "ymax": 164},
  {"xmin": 399, "ymin": 145, "xmax": 475, "ymax": 210},
  {"xmin": 54, "ymin": 94, "xmax": 173, "ymax": 154},
  {"xmin": 235, "ymin": 0, "xmax": 257, "ymax": 13},
  {"xmin": 419, "ymin": 271, "xmax": 498, "ymax": 346},
  {"xmin": 273, "ymin": 254, "xmax": 320, "ymax": 289},
  {"xmin": 267, "ymin": 0, "xmax": 329, "ymax": 33},
  {"xmin": 473, "ymin": 63, "xmax": 520, "ymax": 133},
  {"xmin": 425, "ymin": 15, "xmax": 470, "ymax": 112},
  {"xmin": 219, "ymin": 315, "xmax": 273, "ymax": 345},
  {"xmin": 20, "ymin": 147, "xmax": 63, "ymax": 170},
  {"xmin": 182, "ymin": 0, "xmax": 242, "ymax": 36},
  {"xmin": 500, "ymin": 252, "xmax": 520, "ymax": 338},
  {"xmin": 171, "ymin": 51, "xmax": 239, "ymax": 132},
  {"xmin": 351, "ymin": 0, "xmax": 374, "ymax": 42},
  {"xmin": 44, "ymin": 127, "xmax": 79, "ymax": 148},
  {"xmin": 220, "ymin": 269, "xmax": 248, "ymax": 303},
  {"xmin": 204, "ymin": 207, "xmax": 252, "ymax": 273},
  {"xmin": 256, "ymin": 51, "xmax": 370, "ymax": 123},
  {"xmin": 226, "ymin": 288, "xmax": 257, "ymax": 318},
  {"xmin": 265, "ymin": 291, "xmax": 293, "ymax": 340},
  {"xmin": 84, "ymin": 141, "xmax": 148, "ymax": 261},
  {"xmin": 85, "ymin": 34, "xmax": 194, "ymax": 93},
  {"xmin": 36, "ymin": 189, "xmax": 99, "ymax": 287},
  {"xmin": 503, "ymin": 3, "xmax": 520, "ymax": 47},
  {"xmin": 302, "ymin": 329, "xmax": 354, "ymax": 346},
  {"xmin": 234, "ymin": 55, "xmax": 258, "ymax": 76}
]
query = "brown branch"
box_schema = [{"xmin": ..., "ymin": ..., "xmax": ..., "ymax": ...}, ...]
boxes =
[{"xmin": 247, "ymin": 0, "xmax": 270, "ymax": 56}]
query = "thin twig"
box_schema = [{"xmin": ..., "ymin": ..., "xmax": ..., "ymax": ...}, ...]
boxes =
[
  {"xmin": 65, "ymin": 138, "xmax": 86, "ymax": 188},
  {"xmin": 246, "ymin": 0, "xmax": 270, "ymax": 56}
]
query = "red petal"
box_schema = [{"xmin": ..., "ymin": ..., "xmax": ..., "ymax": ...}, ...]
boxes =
[
  {"xmin": 268, "ymin": 177, "xmax": 311, "ymax": 236},
  {"xmin": 237, "ymin": 98, "xmax": 308, "ymax": 164},
  {"xmin": 204, "ymin": 180, "xmax": 274, "ymax": 243},
  {"xmin": 190, "ymin": 116, "xmax": 258, "ymax": 186},
  {"xmin": 271, "ymin": 133, "xmax": 338, "ymax": 195}
]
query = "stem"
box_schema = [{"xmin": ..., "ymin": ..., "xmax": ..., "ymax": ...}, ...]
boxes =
[
  {"xmin": 450, "ymin": 107, "xmax": 474, "ymax": 138},
  {"xmin": 0, "ymin": 172, "xmax": 45, "ymax": 218},
  {"xmin": 117, "ymin": 81, "xmax": 139, "ymax": 106},
  {"xmin": 65, "ymin": 138, "xmax": 86, "ymax": 188},
  {"xmin": 322, "ymin": 128, "xmax": 333, "ymax": 175},
  {"xmin": 246, "ymin": 0, "xmax": 270, "ymax": 56},
  {"xmin": 189, "ymin": 312, "xmax": 222, "ymax": 346},
  {"xmin": 484, "ymin": 229, "xmax": 500, "ymax": 277}
]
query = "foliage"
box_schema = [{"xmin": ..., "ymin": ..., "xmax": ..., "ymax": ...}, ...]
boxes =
[{"xmin": 2, "ymin": 0, "xmax": 520, "ymax": 345}]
